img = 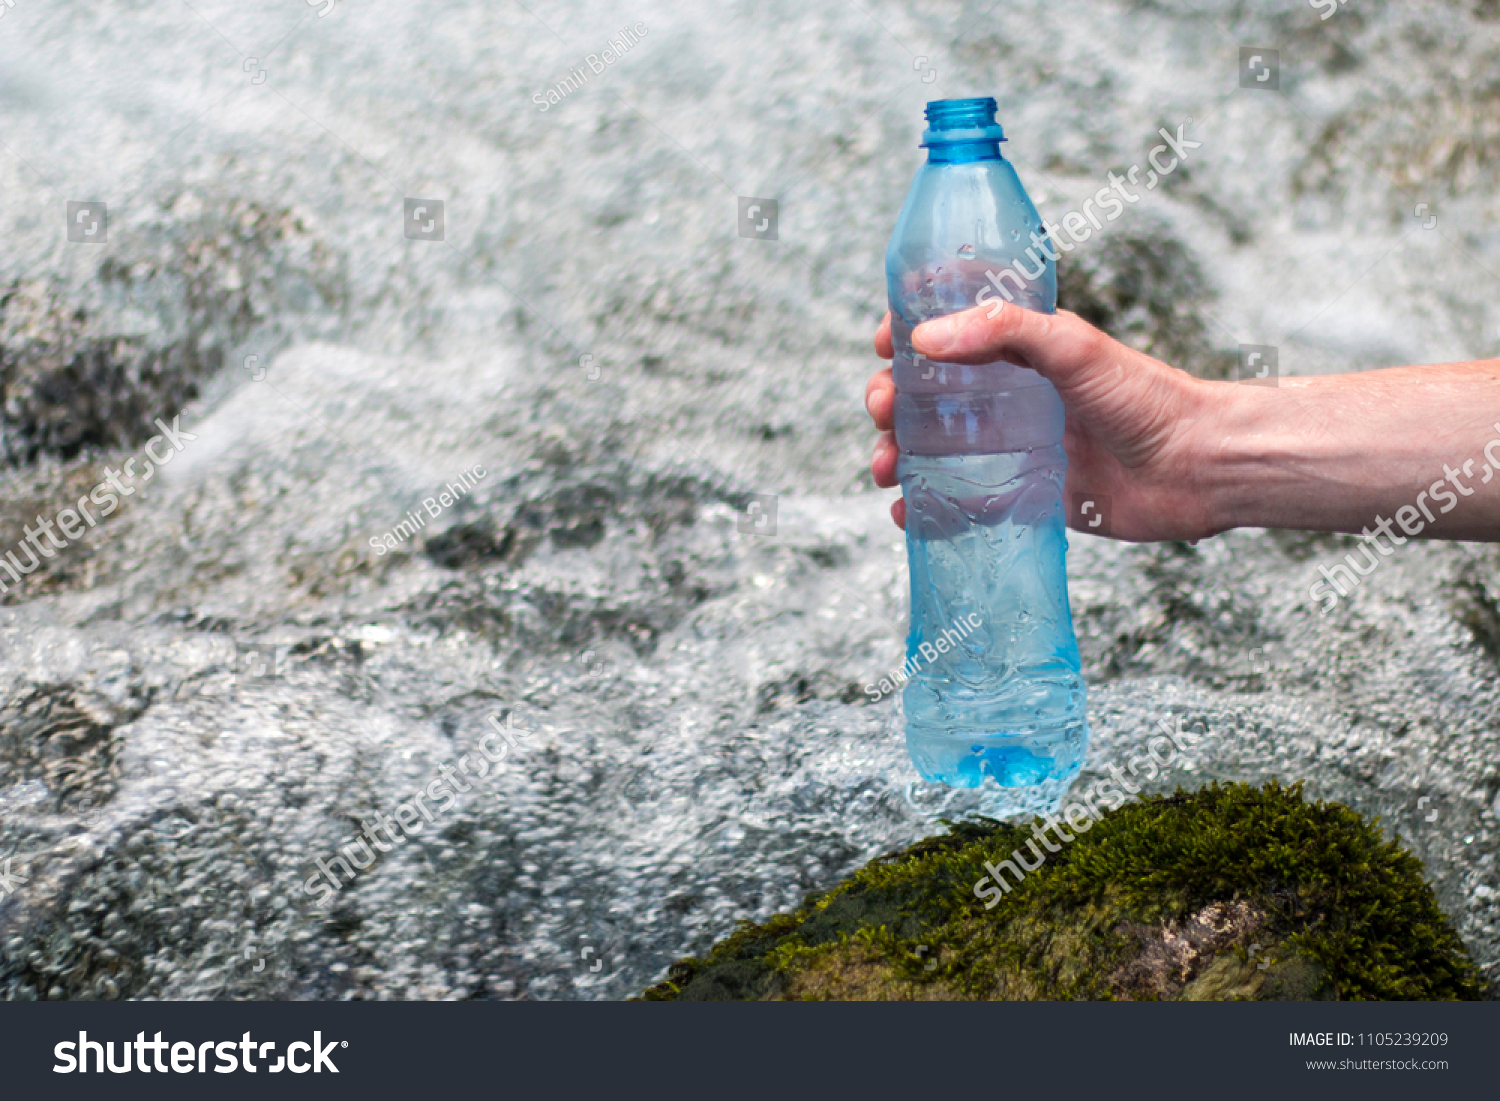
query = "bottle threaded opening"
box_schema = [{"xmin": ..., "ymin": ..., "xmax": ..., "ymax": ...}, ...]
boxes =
[{"xmin": 921, "ymin": 96, "xmax": 1006, "ymax": 147}]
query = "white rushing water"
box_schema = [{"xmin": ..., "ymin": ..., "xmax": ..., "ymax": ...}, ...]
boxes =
[{"xmin": 0, "ymin": 0, "xmax": 1497, "ymax": 998}]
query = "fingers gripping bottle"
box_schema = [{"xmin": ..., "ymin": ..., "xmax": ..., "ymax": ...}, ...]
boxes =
[{"xmin": 886, "ymin": 97, "xmax": 1088, "ymax": 812}]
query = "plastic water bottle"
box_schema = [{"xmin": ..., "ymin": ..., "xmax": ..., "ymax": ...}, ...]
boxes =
[{"xmin": 886, "ymin": 97, "xmax": 1088, "ymax": 811}]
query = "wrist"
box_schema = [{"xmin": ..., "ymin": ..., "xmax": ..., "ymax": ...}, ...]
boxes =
[
  {"xmin": 1191, "ymin": 371, "xmax": 1495, "ymax": 538},
  {"xmin": 1191, "ymin": 378, "xmax": 1365, "ymax": 536}
]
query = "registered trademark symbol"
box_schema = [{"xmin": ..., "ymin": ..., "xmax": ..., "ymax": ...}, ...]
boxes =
[{"xmin": 341, "ymin": 1041, "xmax": 348, "ymax": 1047}]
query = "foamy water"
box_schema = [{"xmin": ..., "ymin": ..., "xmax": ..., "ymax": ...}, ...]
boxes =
[{"xmin": 0, "ymin": 0, "xmax": 1496, "ymax": 999}]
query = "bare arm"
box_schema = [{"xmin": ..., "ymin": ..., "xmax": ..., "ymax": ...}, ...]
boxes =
[
  {"xmin": 1203, "ymin": 363, "xmax": 1500, "ymax": 541},
  {"xmin": 868, "ymin": 302, "xmax": 1500, "ymax": 541}
]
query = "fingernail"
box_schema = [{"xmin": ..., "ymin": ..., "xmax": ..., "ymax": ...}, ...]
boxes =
[{"xmin": 915, "ymin": 315, "xmax": 958, "ymax": 353}]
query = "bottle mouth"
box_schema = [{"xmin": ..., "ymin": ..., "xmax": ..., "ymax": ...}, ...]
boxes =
[{"xmin": 921, "ymin": 96, "xmax": 1006, "ymax": 147}]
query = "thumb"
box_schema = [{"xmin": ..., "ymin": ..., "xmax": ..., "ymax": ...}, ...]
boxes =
[{"xmin": 911, "ymin": 302, "xmax": 1116, "ymax": 396}]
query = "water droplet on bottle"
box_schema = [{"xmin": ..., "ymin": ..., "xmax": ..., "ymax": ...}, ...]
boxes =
[
  {"xmin": 957, "ymin": 244, "xmax": 975, "ymax": 260},
  {"xmin": 1010, "ymin": 228, "xmax": 1021, "ymax": 240}
]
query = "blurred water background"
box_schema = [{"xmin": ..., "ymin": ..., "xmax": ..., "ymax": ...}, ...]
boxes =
[{"xmin": 0, "ymin": 0, "xmax": 1498, "ymax": 999}]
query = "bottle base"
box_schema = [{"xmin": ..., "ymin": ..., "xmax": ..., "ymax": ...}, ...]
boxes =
[{"xmin": 906, "ymin": 720, "xmax": 1087, "ymax": 814}]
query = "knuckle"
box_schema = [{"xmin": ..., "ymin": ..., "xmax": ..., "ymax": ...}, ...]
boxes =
[{"xmin": 1072, "ymin": 321, "xmax": 1112, "ymax": 367}]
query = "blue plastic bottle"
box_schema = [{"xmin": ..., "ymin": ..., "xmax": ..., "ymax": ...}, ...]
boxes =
[{"xmin": 886, "ymin": 97, "xmax": 1088, "ymax": 811}]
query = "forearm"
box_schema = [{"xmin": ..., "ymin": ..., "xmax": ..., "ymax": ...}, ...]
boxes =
[{"xmin": 1198, "ymin": 360, "xmax": 1500, "ymax": 541}]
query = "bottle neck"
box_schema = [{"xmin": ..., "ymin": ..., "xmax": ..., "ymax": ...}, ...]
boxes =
[{"xmin": 927, "ymin": 141, "xmax": 1003, "ymax": 164}]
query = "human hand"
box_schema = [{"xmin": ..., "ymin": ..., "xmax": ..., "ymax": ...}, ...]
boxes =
[{"xmin": 867, "ymin": 302, "xmax": 1223, "ymax": 541}]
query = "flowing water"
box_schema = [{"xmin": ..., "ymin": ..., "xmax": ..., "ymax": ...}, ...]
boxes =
[{"xmin": 0, "ymin": 0, "xmax": 1498, "ymax": 999}]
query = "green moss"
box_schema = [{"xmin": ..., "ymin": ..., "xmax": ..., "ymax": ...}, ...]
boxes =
[{"xmin": 639, "ymin": 782, "xmax": 1483, "ymax": 1001}]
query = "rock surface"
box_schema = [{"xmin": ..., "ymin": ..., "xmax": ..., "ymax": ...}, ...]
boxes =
[{"xmin": 642, "ymin": 783, "xmax": 1483, "ymax": 1000}]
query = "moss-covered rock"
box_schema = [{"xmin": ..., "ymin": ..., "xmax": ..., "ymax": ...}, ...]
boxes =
[{"xmin": 640, "ymin": 782, "xmax": 1483, "ymax": 1001}]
